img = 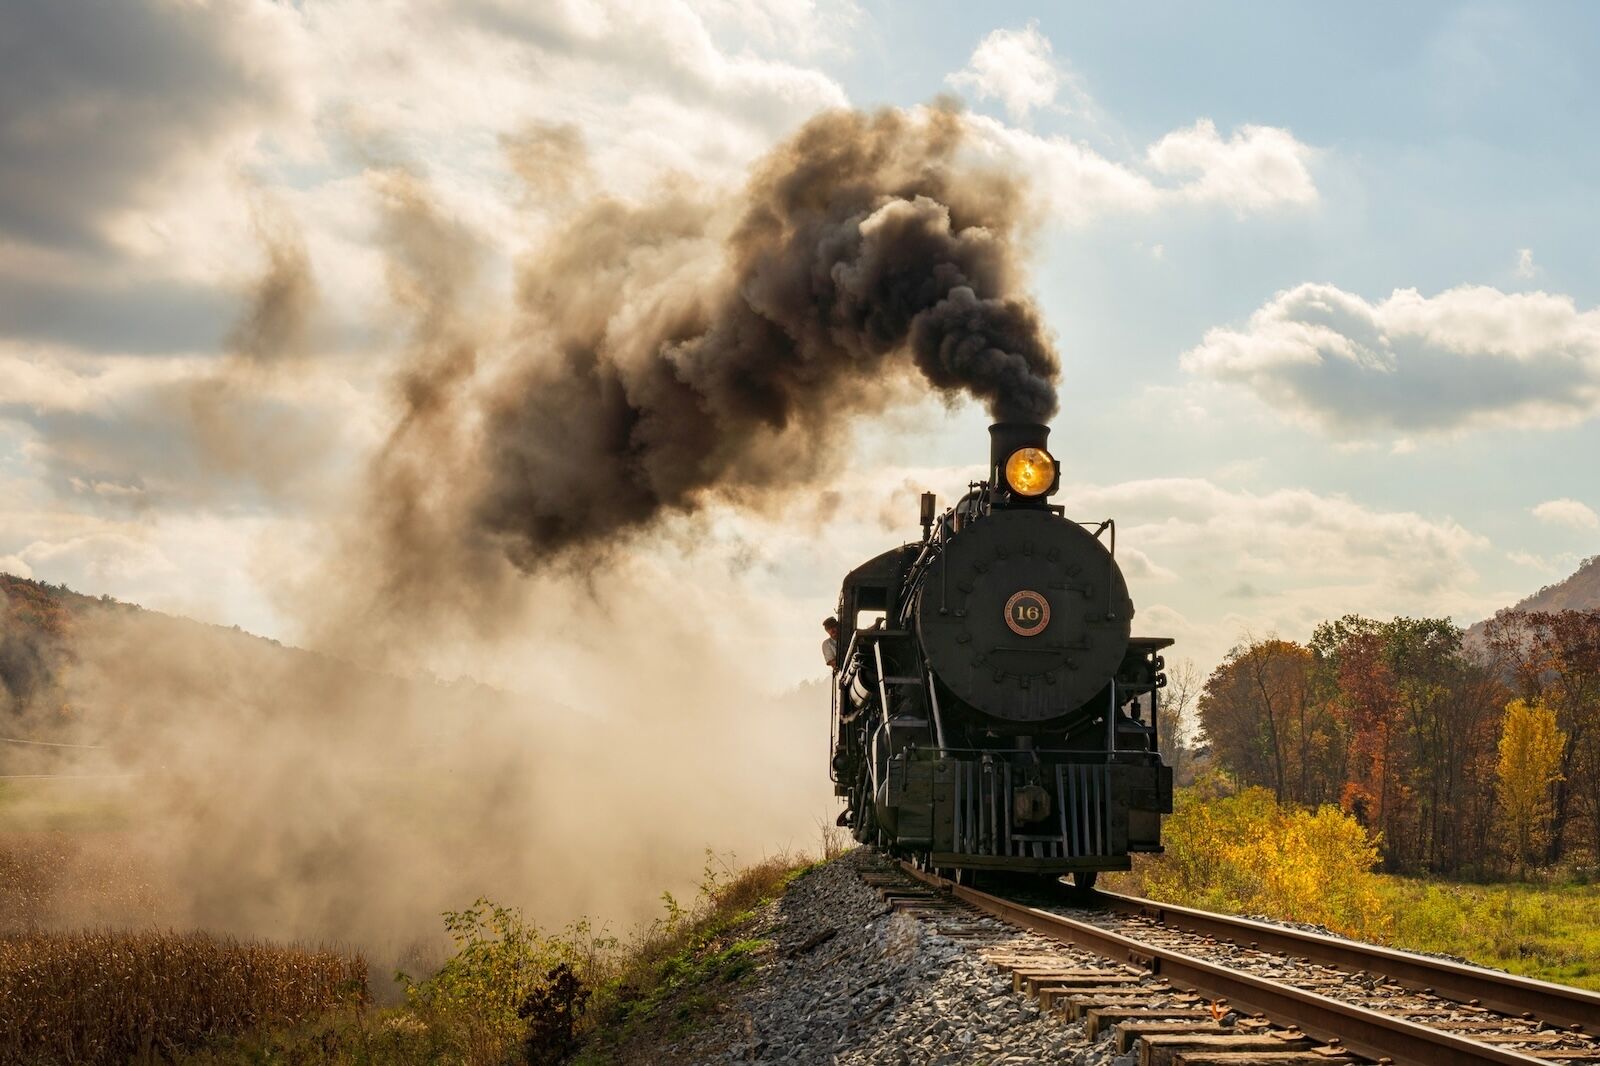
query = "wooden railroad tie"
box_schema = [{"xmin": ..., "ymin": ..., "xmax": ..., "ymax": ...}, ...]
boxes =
[
  {"xmin": 1060, "ymin": 991, "xmax": 1197, "ymax": 1021},
  {"xmin": 1138, "ymin": 1032, "xmax": 1320, "ymax": 1066},
  {"xmin": 1016, "ymin": 971, "xmax": 1142, "ymax": 996},
  {"xmin": 1085, "ymin": 1009, "xmax": 1219, "ymax": 1042},
  {"xmin": 1111, "ymin": 1021, "xmax": 1226, "ymax": 1052},
  {"xmin": 1164, "ymin": 1049, "xmax": 1363, "ymax": 1056}
]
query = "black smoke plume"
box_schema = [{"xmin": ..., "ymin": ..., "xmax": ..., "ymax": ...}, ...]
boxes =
[
  {"xmin": 353, "ymin": 104, "xmax": 1058, "ymax": 616},
  {"xmin": 473, "ymin": 105, "xmax": 1057, "ymax": 571}
]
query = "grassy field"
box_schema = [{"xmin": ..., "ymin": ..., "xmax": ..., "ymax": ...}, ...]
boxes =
[
  {"xmin": 1378, "ymin": 876, "xmax": 1600, "ymax": 990},
  {"xmin": 1109, "ymin": 787, "xmax": 1600, "ymax": 992},
  {"xmin": 0, "ymin": 778, "xmax": 133, "ymax": 834}
]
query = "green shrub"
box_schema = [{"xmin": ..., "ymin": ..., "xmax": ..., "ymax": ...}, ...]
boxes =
[{"xmin": 398, "ymin": 900, "xmax": 613, "ymax": 1066}]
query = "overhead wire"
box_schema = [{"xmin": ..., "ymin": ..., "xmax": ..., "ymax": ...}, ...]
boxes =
[{"xmin": 0, "ymin": 736, "xmax": 107, "ymax": 749}]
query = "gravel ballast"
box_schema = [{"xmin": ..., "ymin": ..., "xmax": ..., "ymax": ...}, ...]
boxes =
[{"xmin": 634, "ymin": 850, "xmax": 1120, "ymax": 1065}]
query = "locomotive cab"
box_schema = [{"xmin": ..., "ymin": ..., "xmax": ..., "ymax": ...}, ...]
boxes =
[{"xmin": 830, "ymin": 421, "xmax": 1174, "ymax": 886}]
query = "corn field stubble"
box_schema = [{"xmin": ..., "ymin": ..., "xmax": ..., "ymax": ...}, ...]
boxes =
[{"xmin": 0, "ymin": 929, "xmax": 368, "ymax": 1065}]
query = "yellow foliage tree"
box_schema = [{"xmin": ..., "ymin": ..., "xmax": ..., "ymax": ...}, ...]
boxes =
[{"xmin": 1495, "ymin": 698, "xmax": 1566, "ymax": 877}]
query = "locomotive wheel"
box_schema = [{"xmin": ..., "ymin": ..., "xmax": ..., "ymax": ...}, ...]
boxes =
[{"xmin": 1070, "ymin": 870, "xmax": 1098, "ymax": 892}]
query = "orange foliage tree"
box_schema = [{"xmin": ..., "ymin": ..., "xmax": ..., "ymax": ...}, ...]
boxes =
[
  {"xmin": 1197, "ymin": 638, "xmax": 1344, "ymax": 806},
  {"xmin": 1200, "ymin": 616, "xmax": 1504, "ymax": 876}
]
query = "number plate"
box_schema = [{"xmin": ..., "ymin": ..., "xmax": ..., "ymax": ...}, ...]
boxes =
[{"xmin": 1004, "ymin": 589, "xmax": 1051, "ymax": 637}]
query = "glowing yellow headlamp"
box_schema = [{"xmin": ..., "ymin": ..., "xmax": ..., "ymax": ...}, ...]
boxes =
[{"xmin": 1004, "ymin": 447, "xmax": 1055, "ymax": 497}]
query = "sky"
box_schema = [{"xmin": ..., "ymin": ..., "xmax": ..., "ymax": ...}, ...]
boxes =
[{"xmin": 2, "ymin": 0, "xmax": 1599, "ymax": 692}]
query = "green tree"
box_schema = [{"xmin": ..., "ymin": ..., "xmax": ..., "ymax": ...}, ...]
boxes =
[{"xmin": 1495, "ymin": 698, "xmax": 1566, "ymax": 878}]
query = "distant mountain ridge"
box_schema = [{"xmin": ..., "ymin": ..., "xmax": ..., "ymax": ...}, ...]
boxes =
[{"xmin": 1466, "ymin": 553, "xmax": 1600, "ymax": 645}]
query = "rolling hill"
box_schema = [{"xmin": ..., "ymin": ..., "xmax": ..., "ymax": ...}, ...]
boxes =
[{"xmin": 1466, "ymin": 553, "xmax": 1600, "ymax": 645}]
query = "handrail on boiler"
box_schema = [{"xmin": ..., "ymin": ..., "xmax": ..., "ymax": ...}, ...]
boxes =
[{"xmin": 927, "ymin": 670, "xmax": 947, "ymax": 753}]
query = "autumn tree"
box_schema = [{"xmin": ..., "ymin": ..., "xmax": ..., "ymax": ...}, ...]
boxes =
[
  {"xmin": 1303, "ymin": 615, "xmax": 1504, "ymax": 874},
  {"xmin": 1496, "ymin": 698, "xmax": 1566, "ymax": 877},
  {"xmin": 1310, "ymin": 617, "xmax": 1399, "ymax": 851},
  {"xmin": 1197, "ymin": 638, "xmax": 1343, "ymax": 805},
  {"xmin": 1383, "ymin": 617, "xmax": 1501, "ymax": 874},
  {"xmin": 1487, "ymin": 609, "xmax": 1600, "ymax": 862}
]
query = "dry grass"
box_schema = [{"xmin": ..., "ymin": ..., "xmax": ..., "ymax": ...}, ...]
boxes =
[
  {"xmin": 816, "ymin": 817, "xmax": 853, "ymax": 862},
  {"xmin": 0, "ymin": 929, "xmax": 367, "ymax": 1065}
]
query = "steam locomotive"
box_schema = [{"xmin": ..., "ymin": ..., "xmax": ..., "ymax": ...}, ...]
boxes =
[{"xmin": 829, "ymin": 422, "xmax": 1173, "ymax": 888}]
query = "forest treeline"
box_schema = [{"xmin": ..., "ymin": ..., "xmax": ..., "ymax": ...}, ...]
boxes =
[{"xmin": 1182, "ymin": 606, "xmax": 1600, "ymax": 878}]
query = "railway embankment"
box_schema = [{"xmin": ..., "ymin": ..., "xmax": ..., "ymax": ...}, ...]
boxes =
[
  {"xmin": 617, "ymin": 844, "xmax": 1600, "ymax": 1064},
  {"xmin": 588, "ymin": 848, "xmax": 1101, "ymax": 1065}
]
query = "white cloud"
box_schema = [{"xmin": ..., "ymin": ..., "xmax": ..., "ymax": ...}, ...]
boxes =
[
  {"xmin": 1, "ymin": 0, "xmax": 854, "ymax": 336},
  {"xmin": 1070, "ymin": 477, "xmax": 1490, "ymax": 672},
  {"xmin": 319, "ymin": 0, "xmax": 850, "ymax": 197},
  {"xmin": 1533, "ymin": 498, "xmax": 1600, "ymax": 531},
  {"xmin": 1507, "ymin": 549, "xmax": 1558, "ymax": 573},
  {"xmin": 1119, "ymin": 546, "xmax": 1178, "ymax": 582},
  {"xmin": 945, "ymin": 25, "xmax": 1315, "ymax": 213},
  {"xmin": 1183, "ymin": 283, "xmax": 1600, "ymax": 436},
  {"xmin": 694, "ymin": 0, "xmax": 863, "ymax": 59},
  {"xmin": 947, "ymin": 22, "xmax": 1061, "ymax": 120},
  {"xmin": 0, "ymin": 0, "xmax": 308, "ymax": 254},
  {"xmin": 1515, "ymin": 247, "xmax": 1537, "ymax": 278},
  {"xmin": 1074, "ymin": 477, "xmax": 1485, "ymax": 597},
  {"xmin": 13, "ymin": 531, "xmax": 177, "ymax": 584},
  {"xmin": 961, "ymin": 114, "xmax": 1317, "ymax": 224},
  {"xmin": 1146, "ymin": 119, "xmax": 1318, "ymax": 212},
  {"xmin": 0, "ymin": 342, "xmax": 380, "ymax": 511}
]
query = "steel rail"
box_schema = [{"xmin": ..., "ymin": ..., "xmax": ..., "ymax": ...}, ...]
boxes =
[
  {"xmin": 1091, "ymin": 888, "xmax": 1600, "ymax": 1033},
  {"xmin": 899, "ymin": 862, "xmax": 1550, "ymax": 1066}
]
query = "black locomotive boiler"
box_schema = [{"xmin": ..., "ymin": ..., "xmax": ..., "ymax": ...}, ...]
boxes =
[{"xmin": 830, "ymin": 422, "xmax": 1173, "ymax": 888}]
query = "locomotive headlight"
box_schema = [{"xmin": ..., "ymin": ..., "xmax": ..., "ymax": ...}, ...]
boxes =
[{"xmin": 1004, "ymin": 447, "xmax": 1055, "ymax": 497}]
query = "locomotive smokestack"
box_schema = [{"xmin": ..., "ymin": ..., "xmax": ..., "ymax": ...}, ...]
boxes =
[{"xmin": 989, "ymin": 422, "xmax": 1058, "ymax": 502}]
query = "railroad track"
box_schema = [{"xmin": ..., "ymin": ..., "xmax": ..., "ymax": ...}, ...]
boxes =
[{"xmin": 864, "ymin": 859, "xmax": 1600, "ymax": 1066}]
